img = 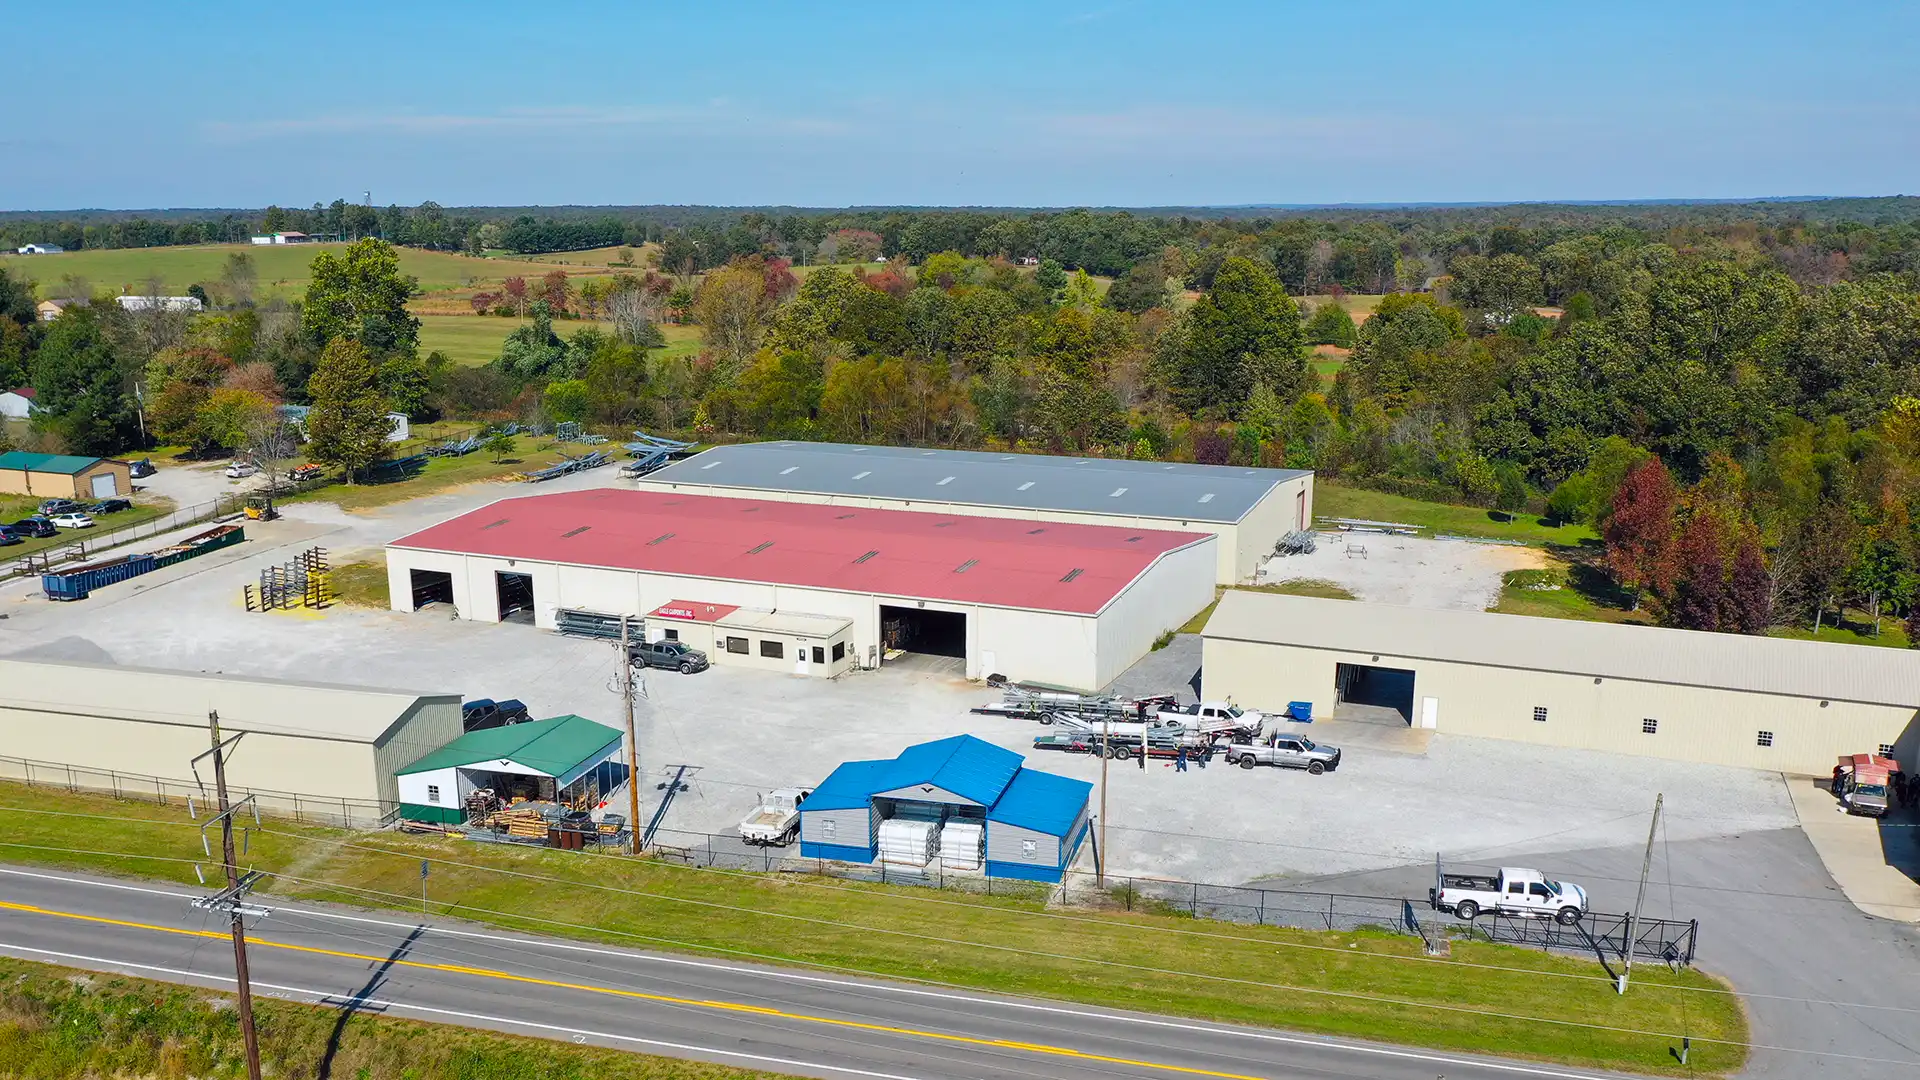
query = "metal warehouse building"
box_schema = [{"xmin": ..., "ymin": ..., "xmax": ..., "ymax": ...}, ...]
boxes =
[
  {"xmin": 386, "ymin": 489, "xmax": 1217, "ymax": 690},
  {"xmin": 638, "ymin": 441, "xmax": 1312, "ymax": 584},
  {"xmin": 1202, "ymin": 591, "xmax": 1920, "ymax": 776},
  {"xmin": 395, "ymin": 714, "xmax": 626, "ymax": 825},
  {"xmin": 799, "ymin": 735, "xmax": 1094, "ymax": 882},
  {"xmin": 0, "ymin": 658, "xmax": 463, "ymax": 815}
]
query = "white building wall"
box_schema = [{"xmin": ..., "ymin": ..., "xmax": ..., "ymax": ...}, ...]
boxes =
[
  {"xmin": 1091, "ymin": 538, "xmax": 1217, "ymax": 689},
  {"xmin": 1201, "ymin": 637, "xmax": 1920, "ymax": 777},
  {"xmin": 1234, "ymin": 473, "xmax": 1314, "ymax": 582}
]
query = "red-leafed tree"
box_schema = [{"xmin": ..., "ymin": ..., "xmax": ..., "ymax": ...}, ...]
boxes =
[
  {"xmin": 762, "ymin": 257, "xmax": 798, "ymax": 304},
  {"xmin": 1192, "ymin": 429, "xmax": 1231, "ymax": 465},
  {"xmin": 1603, "ymin": 457, "xmax": 1678, "ymax": 610},
  {"xmin": 1668, "ymin": 513, "xmax": 1727, "ymax": 631},
  {"xmin": 502, "ymin": 276, "xmax": 529, "ymax": 316},
  {"xmin": 1726, "ymin": 525, "xmax": 1773, "ymax": 635},
  {"xmin": 541, "ymin": 270, "xmax": 570, "ymax": 314}
]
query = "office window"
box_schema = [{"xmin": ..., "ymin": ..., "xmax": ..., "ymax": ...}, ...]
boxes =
[
  {"xmin": 1020, "ymin": 839, "xmax": 1037, "ymax": 857},
  {"xmin": 1757, "ymin": 730, "xmax": 1774, "ymax": 748},
  {"xmin": 662, "ymin": 628, "xmax": 678, "ymax": 641},
  {"xmin": 812, "ymin": 646, "xmax": 825, "ymax": 664},
  {"xmin": 426, "ymin": 785, "xmax": 441, "ymax": 804},
  {"xmin": 760, "ymin": 639, "xmax": 784, "ymax": 659},
  {"xmin": 1879, "ymin": 743, "xmax": 1897, "ymax": 757},
  {"xmin": 831, "ymin": 641, "xmax": 845, "ymax": 661},
  {"xmin": 726, "ymin": 636, "xmax": 748, "ymax": 654},
  {"xmin": 1532, "ymin": 707, "xmax": 1549, "ymax": 723},
  {"xmin": 1642, "ymin": 718, "xmax": 1658, "ymax": 735}
]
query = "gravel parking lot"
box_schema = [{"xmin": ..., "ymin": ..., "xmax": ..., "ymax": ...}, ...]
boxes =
[{"xmin": 1260, "ymin": 530, "xmax": 1543, "ymax": 610}]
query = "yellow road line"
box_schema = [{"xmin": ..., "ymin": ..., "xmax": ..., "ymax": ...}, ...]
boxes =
[{"xmin": 0, "ymin": 900, "xmax": 1266, "ymax": 1080}]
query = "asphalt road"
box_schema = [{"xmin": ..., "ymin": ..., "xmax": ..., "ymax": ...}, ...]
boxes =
[{"xmin": 0, "ymin": 865, "xmax": 1645, "ymax": 1080}]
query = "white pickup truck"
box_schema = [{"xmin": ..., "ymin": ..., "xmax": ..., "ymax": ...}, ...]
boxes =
[
  {"xmin": 1153, "ymin": 701, "xmax": 1264, "ymax": 736},
  {"xmin": 1430, "ymin": 865, "xmax": 1589, "ymax": 925},
  {"xmin": 738, "ymin": 788, "xmax": 811, "ymax": 846}
]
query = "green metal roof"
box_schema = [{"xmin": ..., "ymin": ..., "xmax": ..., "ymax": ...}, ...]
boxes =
[
  {"xmin": 396, "ymin": 714, "xmax": 622, "ymax": 777},
  {"xmin": 0, "ymin": 451, "xmax": 105, "ymax": 475}
]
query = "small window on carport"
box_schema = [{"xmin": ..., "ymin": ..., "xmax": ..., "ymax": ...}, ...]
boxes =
[{"xmin": 1642, "ymin": 718, "xmax": 1658, "ymax": 735}]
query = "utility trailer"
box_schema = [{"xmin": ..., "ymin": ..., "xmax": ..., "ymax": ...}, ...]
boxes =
[{"xmin": 972, "ymin": 682, "xmax": 1180, "ymax": 724}]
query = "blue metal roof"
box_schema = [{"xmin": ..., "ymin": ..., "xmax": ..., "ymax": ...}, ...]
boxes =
[
  {"xmin": 987, "ymin": 768, "xmax": 1094, "ymax": 836},
  {"xmin": 804, "ymin": 759, "xmax": 896, "ymax": 811},
  {"xmin": 804, "ymin": 735, "xmax": 1024, "ymax": 811}
]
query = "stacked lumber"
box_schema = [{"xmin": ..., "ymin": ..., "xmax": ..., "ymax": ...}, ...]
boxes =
[{"xmin": 490, "ymin": 807, "xmax": 549, "ymax": 838}]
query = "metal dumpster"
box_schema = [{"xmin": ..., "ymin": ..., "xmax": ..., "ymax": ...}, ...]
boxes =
[{"xmin": 43, "ymin": 554, "xmax": 158, "ymax": 601}]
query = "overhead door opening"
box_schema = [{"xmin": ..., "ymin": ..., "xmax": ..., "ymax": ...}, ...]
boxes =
[
  {"xmin": 880, "ymin": 605, "xmax": 966, "ymax": 660},
  {"xmin": 1334, "ymin": 661, "xmax": 1416, "ymax": 724},
  {"xmin": 409, "ymin": 569, "xmax": 453, "ymax": 610},
  {"xmin": 495, "ymin": 571, "xmax": 535, "ymax": 624}
]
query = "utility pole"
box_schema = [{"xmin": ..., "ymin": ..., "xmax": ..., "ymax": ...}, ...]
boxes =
[
  {"xmin": 1621, "ymin": 792, "xmax": 1663, "ymax": 994},
  {"xmin": 195, "ymin": 712, "xmax": 263, "ymax": 1080},
  {"xmin": 1097, "ymin": 713, "xmax": 1110, "ymax": 887},
  {"xmin": 620, "ymin": 617, "xmax": 641, "ymax": 855}
]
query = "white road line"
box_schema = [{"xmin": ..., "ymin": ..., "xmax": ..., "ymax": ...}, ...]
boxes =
[
  {"xmin": 0, "ymin": 866, "xmax": 1614, "ymax": 1079},
  {"xmin": 0, "ymin": 941, "xmax": 926, "ymax": 1080}
]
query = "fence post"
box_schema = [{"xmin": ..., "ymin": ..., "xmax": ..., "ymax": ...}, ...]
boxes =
[
  {"xmin": 1327, "ymin": 893, "xmax": 1336, "ymax": 930},
  {"xmin": 66, "ymin": 764, "xmax": 75, "ymax": 792},
  {"xmin": 1258, "ymin": 890, "xmax": 1266, "ymax": 926}
]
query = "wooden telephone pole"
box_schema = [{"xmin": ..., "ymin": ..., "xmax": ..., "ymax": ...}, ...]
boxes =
[
  {"xmin": 194, "ymin": 712, "xmax": 263, "ymax": 1080},
  {"xmin": 1620, "ymin": 792, "xmax": 1663, "ymax": 994},
  {"xmin": 620, "ymin": 617, "xmax": 641, "ymax": 855}
]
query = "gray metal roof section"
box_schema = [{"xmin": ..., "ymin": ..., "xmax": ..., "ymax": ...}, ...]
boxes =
[
  {"xmin": 643, "ymin": 442, "xmax": 1309, "ymax": 524},
  {"xmin": 1203, "ymin": 591, "xmax": 1920, "ymax": 708}
]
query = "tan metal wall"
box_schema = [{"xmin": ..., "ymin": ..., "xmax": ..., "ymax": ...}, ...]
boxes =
[
  {"xmin": 1234, "ymin": 473, "xmax": 1314, "ymax": 582},
  {"xmin": 1202, "ymin": 637, "xmax": 1920, "ymax": 776},
  {"xmin": 0, "ymin": 461, "xmax": 129, "ymax": 498}
]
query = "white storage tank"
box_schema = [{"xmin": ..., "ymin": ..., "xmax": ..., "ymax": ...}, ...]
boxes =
[
  {"xmin": 939, "ymin": 822, "xmax": 984, "ymax": 870},
  {"xmin": 877, "ymin": 818, "xmax": 939, "ymax": 866}
]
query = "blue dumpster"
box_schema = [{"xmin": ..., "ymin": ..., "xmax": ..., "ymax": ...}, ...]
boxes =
[{"xmin": 1285, "ymin": 701, "xmax": 1314, "ymax": 722}]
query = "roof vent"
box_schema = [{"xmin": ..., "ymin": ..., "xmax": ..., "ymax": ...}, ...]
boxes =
[
  {"xmin": 852, "ymin": 470, "xmax": 872, "ymax": 480},
  {"xmin": 646, "ymin": 532, "xmax": 675, "ymax": 546},
  {"xmin": 1060, "ymin": 568, "xmax": 1085, "ymax": 582},
  {"xmin": 701, "ymin": 460, "xmax": 723, "ymax": 470},
  {"xmin": 561, "ymin": 526, "xmax": 591, "ymax": 538},
  {"xmin": 1018, "ymin": 481, "xmax": 1035, "ymax": 491},
  {"xmin": 482, "ymin": 518, "xmax": 511, "ymax": 530},
  {"xmin": 835, "ymin": 513, "xmax": 857, "ymax": 519},
  {"xmin": 1198, "ymin": 493, "xmax": 1216, "ymax": 503},
  {"xmin": 954, "ymin": 559, "xmax": 978, "ymax": 573},
  {"xmin": 853, "ymin": 550, "xmax": 880, "ymax": 564},
  {"xmin": 933, "ymin": 521, "xmax": 954, "ymax": 527},
  {"xmin": 937, "ymin": 476, "xmax": 955, "ymax": 485},
  {"xmin": 1109, "ymin": 487, "xmax": 1128, "ymax": 497},
  {"xmin": 780, "ymin": 466, "xmax": 799, "ymax": 475},
  {"xmin": 1027, "ymin": 527, "xmax": 1046, "ymax": 535},
  {"xmin": 747, "ymin": 541, "xmax": 774, "ymax": 554},
  {"xmin": 1126, "ymin": 536, "xmax": 1142, "ymax": 542}
]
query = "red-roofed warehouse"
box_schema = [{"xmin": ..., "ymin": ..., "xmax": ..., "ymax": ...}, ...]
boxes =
[{"xmin": 387, "ymin": 489, "xmax": 1216, "ymax": 689}]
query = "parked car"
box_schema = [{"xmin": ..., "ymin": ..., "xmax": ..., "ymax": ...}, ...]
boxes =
[
  {"xmin": 1222, "ymin": 732, "xmax": 1342, "ymax": 774},
  {"xmin": 37, "ymin": 499, "xmax": 81, "ymax": 516},
  {"xmin": 48, "ymin": 512, "xmax": 94, "ymax": 529},
  {"xmin": 224, "ymin": 461, "xmax": 259, "ymax": 479},
  {"xmin": 288, "ymin": 464, "xmax": 327, "ymax": 483},
  {"xmin": 1431, "ymin": 865, "xmax": 1589, "ymax": 925},
  {"xmin": 9, "ymin": 517, "xmax": 56, "ymax": 539},
  {"xmin": 128, "ymin": 458, "xmax": 156, "ymax": 478},
  {"xmin": 630, "ymin": 639, "xmax": 710, "ymax": 674},
  {"xmin": 86, "ymin": 498, "xmax": 132, "ymax": 515},
  {"xmin": 0, "ymin": 526, "xmax": 19, "ymax": 547}
]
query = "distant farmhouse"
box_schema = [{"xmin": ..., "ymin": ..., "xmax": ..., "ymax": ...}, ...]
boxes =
[
  {"xmin": 0, "ymin": 388, "xmax": 35, "ymax": 420},
  {"xmin": 250, "ymin": 231, "xmax": 317, "ymax": 245},
  {"xmin": 35, "ymin": 299, "xmax": 78, "ymax": 321},
  {"xmin": 116, "ymin": 295, "xmax": 203, "ymax": 313},
  {"xmin": 16, "ymin": 244, "xmax": 63, "ymax": 255}
]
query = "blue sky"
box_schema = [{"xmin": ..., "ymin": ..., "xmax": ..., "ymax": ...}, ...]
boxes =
[{"xmin": 6, "ymin": 0, "xmax": 1917, "ymax": 210}]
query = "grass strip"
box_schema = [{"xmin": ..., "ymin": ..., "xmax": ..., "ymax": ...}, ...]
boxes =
[
  {"xmin": 0, "ymin": 955, "xmax": 791, "ymax": 1080},
  {"xmin": 0, "ymin": 782, "xmax": 1747, "ymax": 1075},
  {"xmin": 1316, "ymin": 482, "xmax": 1596, "ymax": 547}
]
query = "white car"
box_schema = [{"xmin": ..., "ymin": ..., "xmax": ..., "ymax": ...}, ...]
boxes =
[
  {"xmin": 49, "ymin": 512, "xmax": 94, "ymax": 529},
  {"xmin": 224, "ymin": 461, "xmax": 259, "ymax": 479}
]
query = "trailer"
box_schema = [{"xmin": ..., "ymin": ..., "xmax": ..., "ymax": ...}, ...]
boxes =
[{"xmin": 972, "ymin": 683, "xmax": 1181, "ymax": 724}]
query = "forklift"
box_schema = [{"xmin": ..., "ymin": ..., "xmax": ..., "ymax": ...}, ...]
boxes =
[{"xmin": 243, "ymin": 495, "xmax": 280, "ymax": 521}]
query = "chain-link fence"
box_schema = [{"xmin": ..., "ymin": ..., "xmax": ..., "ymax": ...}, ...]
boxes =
[{"xmin": 0, "ymin": 754, "xmax": 397, "ymax": 829}]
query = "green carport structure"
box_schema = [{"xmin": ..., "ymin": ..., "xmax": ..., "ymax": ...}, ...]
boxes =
[{"xmin": 394, "ymin": 714, "xmax": 626, "ymax": 825}]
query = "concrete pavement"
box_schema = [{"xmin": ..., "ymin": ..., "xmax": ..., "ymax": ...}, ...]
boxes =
[{"xmin": 0, "ymin": 864, "xmax": 1653, "ymax": 1080}]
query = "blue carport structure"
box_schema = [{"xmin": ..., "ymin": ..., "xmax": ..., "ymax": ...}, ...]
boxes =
[{"xmin": 798, "ymin": 735, "xmax": 1093, "ymax": 883}]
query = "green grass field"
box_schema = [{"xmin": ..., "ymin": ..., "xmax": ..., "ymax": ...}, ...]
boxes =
[
  {"xmin": 283, "ymin": 441, "xmax": 578, "ymax": 511},
  {"xmin": 417, "ymin": 314, "xmax": 698, "ymax": 366},
  {"xmin": 0, "ymin": 781, "xmax": 1746, "ymax": 1076},
  {"xmin": 0, "ymin": 493, "xmax": 173, "ymax": 561},
  {"xmin": 0, "ymin": 955, "xmax": 785, "ymax": 1080},
  {"xmin": 1178, "ymin": 580, "xmax": 1361, "ymax": 633},
  {"xmin": 2, "ymin": 244, "xmax": 593, "ymax": 302},
  {"xmin": 1316, "ymin": 482, "xmax": 1598, "ymax": 547}
]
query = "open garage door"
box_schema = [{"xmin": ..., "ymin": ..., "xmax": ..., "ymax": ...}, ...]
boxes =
[
  {"xmin": 1334, "ymin": 661, "xmax": 1416, "ymax": 724},
  {"xmin": 409, "ymin": 569, "xmax": 453, "ymax": 610},
  {"xmin": 880, "ymin": 604, "xmax": 966, "ymax": 665},
  {"xmin": 495, "ymin": 571, "xmax": 535, "ymax": 624}
]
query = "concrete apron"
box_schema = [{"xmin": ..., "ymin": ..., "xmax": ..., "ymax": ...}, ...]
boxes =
[{"xmin": 1786, "ymin": 774, "xmax": 1920, "ymax": 922}]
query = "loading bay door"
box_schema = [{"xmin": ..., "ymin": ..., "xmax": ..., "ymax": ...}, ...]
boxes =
[
  {"xmin": 495, "ymin": 571, "xmax": 535, "ymax": 623},
  {"xmin": 1335, "ymin": 661, "xmax": 1417, "ymax": 724},
  {"xmin": 879, "ymin": 604, "xmax": 966, "ymax": 659},
  {"xmin": 409, "ymin": 569, "xmax": 453, "ymax": 610}
]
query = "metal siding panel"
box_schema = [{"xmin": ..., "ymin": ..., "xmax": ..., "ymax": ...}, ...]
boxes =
[{"xmin": 986, "ymin": 820, "xmax": 1060, "ymax": 865}]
